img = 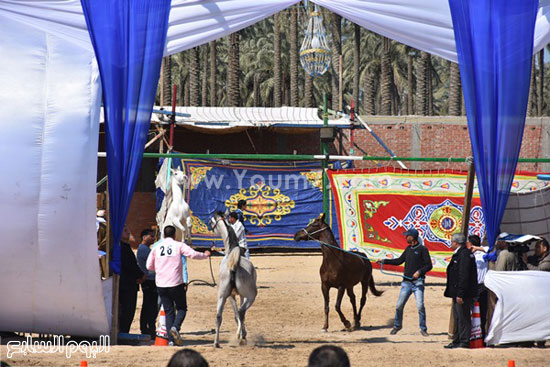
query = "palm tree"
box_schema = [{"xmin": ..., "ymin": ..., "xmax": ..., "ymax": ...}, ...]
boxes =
[
  {"xmin": 162, "ymin": 56, "xmax": 172, "ymax": 105},
  {"xmin": 528, "ymin": 56, "xmax": 537, "ymax": 116},
  {"xmin": 273, "ymin": 12, "xmax": 282, "ymax": 107},
  {"xmin": 448, "ymin": 61, "xmax": 461, "ymax": 116},
  {"xmin": 290, "ymin": 6, "xmax": 299, "ymax": 106},
  {"xmin": 227, "ymin": 32, "xmax": 241, "ymax": 106},
  {"xmin": 201, "ymin": 45, "xmax": 208, "ymax": 106},
  {"xmin": 209, "ymin": 41, "xmax": 217, "ymax": 107},
  {"xmin": 416, "ymin": 51, "xmax": 429, "ymax": 115},
  {"xmin": 407, "ymin": 48, "xmax": 415, "ymax": 115},
  {"xmin": 353, "ymin": 24, "xmax": 360, "ymax": 109},
  {"xmin": 331, "ymin": 12, "xmax": 342, "ymax": 110},
  {"xmin": 304, "ymin": 74, "xmax": 314, "ymax": 107},
  {"xmin": 363, "ymin": 70, "xmax": 376, "ymax": 115},
  {"xmin": 379, "ymin": 37, "xmax": 393, "ymax": 115},
  {"xmin": 189, "ymin": 47, "xmax": 200, "ymax": 106}
]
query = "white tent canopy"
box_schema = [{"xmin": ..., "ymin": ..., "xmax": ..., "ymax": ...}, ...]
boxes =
[
  {"xmin": 2, "ymin": 0, "xmax": 550, "ymax": 337},
  {"xmin": 2, "ymin": 0, "xmax": 550, "ymax": 61}
]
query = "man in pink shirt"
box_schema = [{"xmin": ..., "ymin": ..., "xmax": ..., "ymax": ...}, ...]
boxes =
[{"xmin": 147, "ymin": 225, "xmax": 210, "ymax": 345}]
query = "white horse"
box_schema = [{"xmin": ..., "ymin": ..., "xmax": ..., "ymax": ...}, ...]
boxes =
[
  {"xmin": 209, "ymin": 212, "xmax": 257, "ymax": 348},
  {"xmin": 163, "ymin": 168, "xmax": 192, "ymax": 243}
]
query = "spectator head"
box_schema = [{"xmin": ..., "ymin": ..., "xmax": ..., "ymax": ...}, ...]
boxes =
[
  {"xmin": 164, "ymin": 225, "xmax": 176, "ymax": 239},
  {"xmin": 308, "ymin": 345, "xmax": 350, "ymax": 367},
  {"xmin": 535, "ymin": 238, "xmax": 550, "ymax": 257},
  {"xmin": 402, "ymin": 228, "xmax": 419, "ymax": 244},
  {"xmin": 228, "ymin": 212, "xmax": 238, "ymax": 224},
  {"xmin": 167, "ymin": 349, "xmax": 208, "ymax": 367},
  {"xmin": 451, "ymin": 233, "xmax": 466, "ymax": 250},
  {"xmin": 467, "ymin": 234, "xmax": 481, "ymax": 249},
  {"xmin": 140, "ymin": 229, "xmax": 155, "ymax": 244},
  {"xmin": 237, "ymin": 200, "xmax": 247, "ymax": 210}
]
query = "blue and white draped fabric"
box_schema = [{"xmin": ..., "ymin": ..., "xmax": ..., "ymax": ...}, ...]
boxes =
[{"xmin": 449, "ymin": 0, "xmax": 539, "ymax": 255}]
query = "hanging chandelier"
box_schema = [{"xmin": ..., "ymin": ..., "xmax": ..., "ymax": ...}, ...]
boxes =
[{"xmin": 300, "ymin": 4, "xmax": 331, "ymax": 77}]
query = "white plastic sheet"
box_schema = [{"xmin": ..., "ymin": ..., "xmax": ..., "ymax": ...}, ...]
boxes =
[
  {"xmin": 0, "ymin": 13, "xmax": 108, "ymax": 336},
  {"xmin": 2, "ymin": 0, "xmax": 550, "ymax": 61},
  {"xmin": 485, "ymin": 270, "xmax": 550, "ymax": 345}
]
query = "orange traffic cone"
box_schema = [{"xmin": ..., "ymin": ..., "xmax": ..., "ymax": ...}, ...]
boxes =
[
  {"xmin": 470, "ymin": 301, "xmax": 484, "ymax": 349},
  {"xmin": 508, "ymin": 360, "xmax": 515, "ymax": 367},
  {"xmin": 154, "ymin": 306, "xmax": 169, "ymax": 346},
  {"xmin": 80, "ymin": 361, "xmax": 88, "ymax": 367}
]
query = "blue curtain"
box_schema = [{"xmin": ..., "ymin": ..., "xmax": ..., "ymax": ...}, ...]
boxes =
[
  {"xmin": 81, "ymin": 0, "xmax": 171, "ymax": 273},
  {"xmin": 448, "ymin": 0, "xmax": 539, "ymax": 253}
]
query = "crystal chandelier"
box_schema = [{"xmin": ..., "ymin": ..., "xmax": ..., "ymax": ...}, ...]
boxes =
[{"xmin": 300, "ymin": 4, "xmax": 331, "ymax": 77}]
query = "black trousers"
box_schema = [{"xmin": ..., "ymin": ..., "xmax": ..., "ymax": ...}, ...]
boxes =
[
  {"xmin": 477, "ymin": 285, "xmax": 488, "ymax": 341},
  {"xmin": 140, "ymin": 280, "xmax": 158, "ymax": 337},
  {"xmin": 119, "ymin": 287, "xmax": 138, "ymax": 333},
  {"xmin": 452, "ymin": 297, "xmax": 473, "ymax": 346},
  {"xmin": 158, "ymin": 284, "xmax": 188, "ymax": 342}
]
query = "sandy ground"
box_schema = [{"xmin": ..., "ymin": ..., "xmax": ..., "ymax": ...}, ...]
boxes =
[{"xmin": 1, "ymin": 253, "xmax": 548, "ymax": 367}]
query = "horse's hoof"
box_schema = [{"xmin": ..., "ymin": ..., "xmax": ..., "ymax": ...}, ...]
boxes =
[
  {"xmin": 345, "ymin": 326, "xmax": 354, "ymax": 332},
  {"xmin": 213, "ymin": 342, "xmax": 220, "ymax": 348},
  {"xmin": 344, "ymin": 321, "xmax": 352, "ymax": 329},
  {"xmin": 322, "ymin": 328, "xmax": 328, "ymax": 333},
  {"xmin": 239, "ymin": 339, "xmax": 247, "ymax": 346}
]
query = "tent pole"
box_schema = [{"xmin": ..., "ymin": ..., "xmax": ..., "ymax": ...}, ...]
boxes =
[
  {"xmin": 461, "ymin": 158, "xmax": 476, "ymax": 236},
  {"xmin": 169, "ymin": 85, "xmax": 176, "ymax": 150},
  {"xmin": 106, "ymin": 182, "xmax": 119, "ymax": 345},
  {"xmin": 322, "ymin": 93, "xmax": 329, "ymax": 217}
]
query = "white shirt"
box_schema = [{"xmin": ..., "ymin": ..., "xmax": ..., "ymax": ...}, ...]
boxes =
[
  {"xmin": 473, "ymin": 246, "xmax": 489, "ymax": 284},
  {"xmin": 231, "ymin": 220, "xmax": 247, "ymax": 249}
]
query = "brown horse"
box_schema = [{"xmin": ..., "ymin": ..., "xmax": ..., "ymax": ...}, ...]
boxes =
[{"xmin": 294, "ymin": 213, "xmax": 383, "ymax": 331}]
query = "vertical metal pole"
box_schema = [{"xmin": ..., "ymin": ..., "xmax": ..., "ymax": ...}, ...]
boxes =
[
  {"xmin": 106, "ymin": 181, "xmax": 119, "ymax": 345},
  {"xmin": 322, "ymin": 93, "xmax": 329, "ymax": 217},
  {"xmin": 461, "ymin": 159, "xmax": 476, "ymax": 236}
]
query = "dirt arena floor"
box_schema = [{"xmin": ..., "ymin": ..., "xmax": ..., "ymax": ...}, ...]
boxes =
[{"xmin": 1, "ymin": 253, "xmax": 548, "ymax": 366}]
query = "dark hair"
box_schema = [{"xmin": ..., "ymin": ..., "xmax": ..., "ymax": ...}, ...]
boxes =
[
  {"xmin": 308, "ymin": 345, "xmax": 350, "ymax": 367},
  {"xmin": 228, "ymin": 212, "xmax": 238, "ymax": 220},
  {"xmin": 468, "ymin": 234, "xmax": 481, "ymax": 247},
  {"xmin": 167, "ymin": 349, "xmax": 208, "ymax": 367},
  {"xmin": 164, "ymin": 225, "xmax": 176, "ymax": 239},
  {"xmin": 237, "ymin": 200, "xmax": 247, "ymax": 209},
  {"xmin": 140, "ymin": 229, "xmax": 155, "ymax": 239},
  {"xmin": 538, "ymin": 238, "xmax": 550, "ymax": 251}
]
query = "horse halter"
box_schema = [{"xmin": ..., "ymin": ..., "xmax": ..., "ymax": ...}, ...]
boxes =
[
  {"xmin": 211, "ymin": 216, "xmax": 225, "ymax": 231},
  {"xmin": 301, "ymin": 225, "xmax": 328, "ymax": 240}
]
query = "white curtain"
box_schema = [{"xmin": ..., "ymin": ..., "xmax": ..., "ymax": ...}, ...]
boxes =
[
  {"xmin": 485, "ymin": 270, "xmax": 550, "ymax": 345},
  {"xmin": 1, "ymin": 0, "xmax": 550, "ymax": 60},
  {"xmin": 0, "ymin": 13, "xmax": 108, "ymax": 336}
]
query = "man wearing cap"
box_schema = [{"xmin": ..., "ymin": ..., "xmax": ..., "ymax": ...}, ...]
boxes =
[{"xmin": 377, "ymin": 228, "xmax": 432, "ymax": 336}]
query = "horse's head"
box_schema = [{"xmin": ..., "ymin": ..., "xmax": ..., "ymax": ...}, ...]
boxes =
[
  {"xmin": 209, "ymin": 211, "xmax": 227, "ymax": 236},
  {"xmin": 170, "ymin": 168, "xmax": 189, "ymax": 186},
  {"xmin": 294, "ymin": 213, "xmax": 327, "ymax": 241}
]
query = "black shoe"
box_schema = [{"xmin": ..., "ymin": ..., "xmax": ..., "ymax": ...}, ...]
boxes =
[
  {"xmin": 390, "ymin": 327, "xmax": 401, "ymax": 335},
  {"xmin": 444, "ymin": 342, "xmax": 457, "ymax": 349},
  {"xmin": 420, "ymin": 330, "xmax": 429, "ymax": 337},
  {"xmin": 445, "ymin": 342, "xmax": 469, "ymax": 349}
]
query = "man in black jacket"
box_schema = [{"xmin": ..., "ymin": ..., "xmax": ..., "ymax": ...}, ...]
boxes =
[
  {"xmin": 444, "ymin": 233, "xmax": 478, "ymax": 349},
  {"xmin": 377, "ymin": 228, "xmax": 433, "ymax": 336}
]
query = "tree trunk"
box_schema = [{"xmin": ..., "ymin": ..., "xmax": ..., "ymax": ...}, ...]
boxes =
[
  {"xmin": 209, "ymin": 40, "xmax": 217, "ymax": 107},
  {"xmin": 253, "ymin": 73, "xmax": 261, "ymax": 106},
  {"xmin": 407, "ymin": 50, "xmax": 414, "ymax": 115},
  {"xmin": 448, "ymin": 61, "xmax": 462, "ymax": 116},
  {"xmin": 528, "ymin": 56, "xmax": 537, "ymax": 117},
  {"xmin": 416, "ymin": 51, "xmax": 428, "ymax": 116},
  {"xmin": 189, "ymin": 48, "xmax": 200, "ymax": 106},
  {"xmin": 273, "ymin": 12, "xmax": 282, "ymax": 107},
  {"xmin": 201, "ymin": 45, "xmax": 208, "ymax": 106},
  {"xmin": 363, "ymin": 71, "xmax": 375, "ymax": 115},
  {"xmin": 304, "ymin": 73, "xmax": 313, "ymax": 107},
  {"xmin": 228, "ymin": 32, "xmax": 241, "ymax": 107},
  {"xmin": 353, "ymin": 24, "xmax": 361, "ymax": 111},
  {"xmin": 162, "ymin": 56, "xmax": 172, "ymax": 106},
  {"xmin": 331, "ymin": 12, "xmax": 342, "ymax": 111},
  {"xmin": 290, "ymin": 6, "xmax": 299, "ymax": 106},
  {"xmin": 380, "ymin": 37, "xmax": 392, "ymax": 115},
  {"xmin": 184, "ymin": 79, "xmax": 190, "ymax": 106},
  {"xmin": 538, "ymin": 49, "xmax": 544, "ymax": 116}
]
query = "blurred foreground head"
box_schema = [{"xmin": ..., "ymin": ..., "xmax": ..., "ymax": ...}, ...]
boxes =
[{"xmin": 308, "ymin": 345, "xmax": 350, "ymax": 367}]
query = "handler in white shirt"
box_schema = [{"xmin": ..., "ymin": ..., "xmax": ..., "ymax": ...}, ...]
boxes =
[{"xmin": 228, "ymin": 212, "xmax": 249, "ymax": 258}]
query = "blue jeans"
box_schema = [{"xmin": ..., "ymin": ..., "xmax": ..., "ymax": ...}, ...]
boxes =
[{"xmin": 394, "ymin": 278, "xmax": 427, "ymax": 331}]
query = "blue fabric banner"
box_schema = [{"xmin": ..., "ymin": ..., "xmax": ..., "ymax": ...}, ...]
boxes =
[
  {"xmin": 157, "ymin": 159, "xmax": 343, "ymax": 248},
  {"xmin": 81, "ymin": 0, "xmax": 171, "ymax": 273},
  {"xmin": 448, "ymin": 0, "xmax": 539, "ymax": 252}
]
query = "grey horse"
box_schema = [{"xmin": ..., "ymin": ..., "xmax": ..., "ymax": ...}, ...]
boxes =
[{"xmin": 209, "ymin": 213, "xmax": 257, "ymax": 348}]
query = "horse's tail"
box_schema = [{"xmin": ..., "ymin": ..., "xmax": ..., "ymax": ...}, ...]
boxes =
[
  {"xmin": 369, "ymin": 274, "xmax": 384, "ymax": 296},
  {"xmin": 227, "ymin": 246, "xmax": 241, "ymax": 272}
]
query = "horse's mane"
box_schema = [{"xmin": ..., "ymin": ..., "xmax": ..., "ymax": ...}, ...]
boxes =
[{"xmin": 224, "ymin": 222, "xmax": 240, "ymax": 250}]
